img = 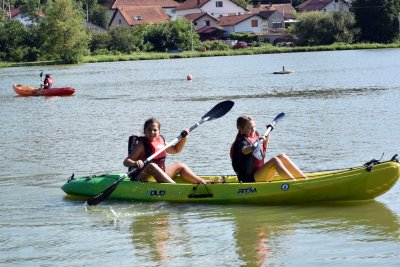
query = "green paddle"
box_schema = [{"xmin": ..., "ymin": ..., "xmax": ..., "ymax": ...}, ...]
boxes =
[
  {"xmin": 86, "ymin": 100, "xmax": 235, "ymax": 206},
  {"xmin": 252, "ymin": 112, "xmax": 285, "ymax": 160}
]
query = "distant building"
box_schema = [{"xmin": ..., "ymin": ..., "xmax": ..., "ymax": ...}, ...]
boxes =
[
  {"xmin": 109, "ymin": 6, "xmax": 170, "ymax": 27},
  {"xmin": 8, "ymin": 7, "xmax": 44, "ymax": 26},
  {"xmin": 296, "ymin": 0, "xmax": 350, "ymax": 13}
]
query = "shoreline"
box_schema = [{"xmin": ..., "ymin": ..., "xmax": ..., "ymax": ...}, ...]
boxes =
[{"xmin": 2, "ymin": 43, "xmax": 400, "ymax": 68}]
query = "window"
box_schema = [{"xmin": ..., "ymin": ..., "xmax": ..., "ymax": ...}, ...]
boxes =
[
  {"xmin": 205, "ymin": 20, "xmax": 210, "ymax": 26},
  {"xmin": 119, "ymin": 19, "xmax": 122, "ymax": 24},
  {"xmin": 133, "ymin": 16, "xmax": 142, "ymax": 21},
  {"xmin": 216, "ymin": 1, "xmax": 223, "ymax": 7},
  {"xmin": 251, "ymin": 19, "xmax": 258, "ymax": 27}
]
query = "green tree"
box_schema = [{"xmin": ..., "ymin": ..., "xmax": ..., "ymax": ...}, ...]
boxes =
[
  {"xmin": 40, "ymin": 0, "xmax": 89, "ymax": 63},
  {"xmin": 89, "ymin": 4, "xmax": 109, "ymax": 29},
  {"xmin": 144, "ymin": 19, "xmax": 199, "ymax": 52},
  {"xmin": 17, "ymin": 0, "xmax": 41, "ymax": 19},
  {"xmin": 0, "ymin": 19, "xmax": 28, "ymax": 61},
  {"xmin": 290, "ymin": 11, "xmax": 356, "ymax": 46},
  {"xmin": 352, "ymin": 0, "xmax": 400, "ymax": 43},
  {"xmin": 108, "ymin": 25, "xmax": 148, "ymax": 53}
]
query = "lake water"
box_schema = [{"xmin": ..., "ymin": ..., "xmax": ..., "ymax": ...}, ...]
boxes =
[{"xmin": 0, "ymin": 49, "xmax": 399, "ymax": 266}]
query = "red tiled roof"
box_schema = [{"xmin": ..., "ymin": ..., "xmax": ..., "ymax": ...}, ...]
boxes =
[
  {"xmin": 248, "ymin": 4, "xmax": 296, "ymax": 19},
  {"xmin": 117, "ymin": 6, "xmax": 170, "ymax": 25},
  {"xmin": 218, "ymin": 13, "xmax": 255, "ymax": 26},
  {"xmin": 111, "ymin": 0, "xmax": 178, "ymax": 9},
  {"xmin": 9, "ymin": 7, "xmax": 21, "ymax": 17},
  {"xmin": 296, "ymin": 0, "xmax": 332, "ymax": 11},
  {"xmin": 197, "ymin": 26, "xmax": 224, "ymax": 33},
  {"xmin": 184, "ymin": 12, "xmax": 218, "ymax": 22},
  {"xmin": 175, "ymin": 0, "xmax": 211, "ymax": 11}
]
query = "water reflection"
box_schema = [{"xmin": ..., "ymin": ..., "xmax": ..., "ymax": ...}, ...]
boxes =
[
  {"xmin": 124, "ymin": 201, "xmax": 399, "ymax": 266},
  {"xmin": 130, "ymin": 211, "xmax": 172, "ymax": 264}
]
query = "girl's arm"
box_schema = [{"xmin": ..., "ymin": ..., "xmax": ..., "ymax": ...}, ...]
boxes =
[{"xmin": 123, "ymin": 143, "xmax": 145, "ymax": 167}]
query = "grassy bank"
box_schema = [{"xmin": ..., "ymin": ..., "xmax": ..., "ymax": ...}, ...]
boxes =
[{"xmin": 2, "ymin": 43, "xmax": 400, "ymax": 68}]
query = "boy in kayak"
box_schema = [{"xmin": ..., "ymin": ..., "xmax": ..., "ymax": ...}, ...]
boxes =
[
  {"xmin": 43, "ymin": 74, "xmax": 53, "ymax": 89},
  {"xmin": 230, "ymin": 115, "xmax": 307, "ymax": 182},
  {"xmin": 123, "ymin": 117, "xmax": 212, "ymax": 183}
]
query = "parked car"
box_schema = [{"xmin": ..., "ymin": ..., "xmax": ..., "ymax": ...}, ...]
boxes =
[{"xmin": 233, "ymin": 41, "xmax": 247, "ymax": 49}]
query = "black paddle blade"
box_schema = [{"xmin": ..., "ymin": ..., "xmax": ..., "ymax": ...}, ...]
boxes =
[
  {"xmin": 86, "ymin": 176, "xmax": 126, "ymax": 206},
  {"xmin": 272, "ymin": 112, "xmax": 285, "ymax": 123},
  {"xmin": 201, "ymin": 100, "xmax": 234, "ymax": 121}
]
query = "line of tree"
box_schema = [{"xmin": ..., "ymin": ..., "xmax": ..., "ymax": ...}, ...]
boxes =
[{"xmin": 0, "ymin": 0, "xmax": 399, "ymax": 64}]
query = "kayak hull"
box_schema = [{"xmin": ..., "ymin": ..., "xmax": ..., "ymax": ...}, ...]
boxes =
[
  {"xmin": 13, "ymin": 84, "xmax": 75, "ymax": 96},
  {"xmin": 61, "ymin": 161, "xmax": 400, "ymax": 205}
]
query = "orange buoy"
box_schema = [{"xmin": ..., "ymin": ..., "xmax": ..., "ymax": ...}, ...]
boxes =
[{"xmin": 186, "ymin": 74, "xmax": 192, "ymax": 81}]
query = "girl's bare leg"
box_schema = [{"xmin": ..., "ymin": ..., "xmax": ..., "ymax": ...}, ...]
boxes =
[
  {"xmin": 277, "ymin": 153, "xmax": 307, "ymax": 179},
  {"xmin": 255, "ymin": 157, "xmax": 295, "ymax": 182},
  {"xmin": 137, "ymin": 163, "xmax": 176, "ymax": 183},
  {"xmin": 166, "ymin": 162, "xmax": 208, "ymax": 183}
]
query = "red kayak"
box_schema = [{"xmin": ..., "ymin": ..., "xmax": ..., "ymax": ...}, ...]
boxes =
[{"xmin": 13, "ymin": 84, "xmax": 75, "ymax": 96}]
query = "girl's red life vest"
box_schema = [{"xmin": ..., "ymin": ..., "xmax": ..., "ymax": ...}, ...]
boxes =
[
  {"xmin": 230, "ymin": 132, "xmax": 265, "ymax": 182},
  {"xmin": 128, "ymin": 135, "xmax": 166, "ymax": 172},
  {"xmin": 44, "ymin": 77, "xmax": 53, "ymax": 88}
]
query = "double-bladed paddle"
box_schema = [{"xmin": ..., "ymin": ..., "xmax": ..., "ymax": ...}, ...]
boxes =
[
  {"xmin": 252, "ymin": 112, "xmax": 285, "ymax": 160},
  {"xmin": 86, "ymin": 100, "xmax": 235, "ymax": 206}
]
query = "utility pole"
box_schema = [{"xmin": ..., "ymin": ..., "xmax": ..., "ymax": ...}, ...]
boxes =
[
  {"xmin": 86, "ymin": 2, "xmax": 89, "ymax": 22},
  {"xmin": 191, "ymin": 21, "xmax": 194, "ymax": 52}
]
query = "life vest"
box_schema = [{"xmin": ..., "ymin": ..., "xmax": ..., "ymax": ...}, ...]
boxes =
[
  {"xmin": 44, "ymin": 77, "xmax": 53, "ymax": 89},
  {"xmin": 230, "ymin": 132, "xmax": 265, "ymax": 182},
  {"xmin": 128, "ymin": 135, "xmax": 166, "ymax": 173}
]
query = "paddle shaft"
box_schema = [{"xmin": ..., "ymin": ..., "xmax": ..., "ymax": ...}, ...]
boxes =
[
  {"xmin": 252, "ymin": 113, "xmax": 285, "ymax": 160},
  {"xmin": 128, "ymin": 118, "xmax": 207, "ymax": 176}
]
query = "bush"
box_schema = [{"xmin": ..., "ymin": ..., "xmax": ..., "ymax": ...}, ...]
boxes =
[
  {"xmin": 199, "ymin": 40, "xmax": 230, "ymax": 51},
  {"xmin": 229, "ymin": 32, "xmax": 258, "ymax": 43}
]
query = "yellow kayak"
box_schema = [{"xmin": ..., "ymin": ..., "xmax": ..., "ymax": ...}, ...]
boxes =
[{"xmin": 61, "ymin": 160, "xmax": 400, "ymax": 205}]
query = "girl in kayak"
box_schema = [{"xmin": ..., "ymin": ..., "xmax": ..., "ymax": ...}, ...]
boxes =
[
  {"xmin": 123, "ymin": 117, "xmax": 212, "ymax": 183},
  {"xmin": 231, "ymin": 115, "xmax": 307, "ymax": 182},
  {"xmin": 43, "ymin": 74, "xmax": 53, "ymax": 89}
]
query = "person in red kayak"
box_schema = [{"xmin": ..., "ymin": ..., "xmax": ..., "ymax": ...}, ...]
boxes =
[
  {"xmin": 230, "ymin": 115, "xmax": 307, "ymax": 182},
  {"xmin": 43, "ymin": 74, "xmax": 53, "ymax": 89},
  {"xmin": 123, "ymin": 117, "xmax": 215, "ymax": 183}
]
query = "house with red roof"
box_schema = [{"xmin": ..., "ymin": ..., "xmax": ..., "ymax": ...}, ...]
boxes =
[
  {"xmin": 184, "ymin": 12, "xmax": 219, "ymax": 30},
  {"xmin": 218, "ymin": 13, "xmax": 265, "ymax": 34},
  {"xmin": 109, "ymin": 6, "xmax": 170, "ymax": 27},
  {"xmin": 247, "ymin": 3, "xmax": 296, "ymax": 22},
  {"xmin": 296, "ymin": 0, "xmax": 350, "ymax": 12},
  {"xmin": 109, "ymin": 0, "xmax": 179, "ymax": 16},
  {"xmin": 174, "ymin": 0, "xmax": 248, "ymax": 18}
]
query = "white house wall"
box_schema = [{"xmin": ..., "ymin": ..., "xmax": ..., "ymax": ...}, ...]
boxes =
[
  {"xmin": 174, "ymin": 8, "xmax": 202, "ymax": 17},
  {"xmin": 323, "ymin": 0, "xmax": 350, "ymax": 12},
  {"xmin": 109, "ymin": 12, "xmax": 129, "ymax": 27},
  {"xmin": 202, "ymin": 0, "xmax": 247, "ymax": 17},
  {"xmin": 174, "ymin": 0, "xmax": 247, "ymax": 18},
  {"xmin": 222, "ymin": 15, "xmax": 264, "ymax": 34},
  {"xmin": 193, "ymin": 16, "xmax": 218, "ymax": 30},
  {"xmin": 236, "ymin": 16, "xmax": 263, "ymax": 33},
  {"xmin": 265, "ymin": 12, "xmax": 285, "ymax": 30},
  {"xmin": 12, "ymin": 14, "xmax": 35, "ymax": 26}
]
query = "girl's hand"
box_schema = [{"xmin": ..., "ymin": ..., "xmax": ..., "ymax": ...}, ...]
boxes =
[
  {"xmin": 136, "ymin": 160, "xmax": 144, "ymax": 169},
  {"xmin": 181, "ymin": 129, "xmax": 189, "ymax": 137}
]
